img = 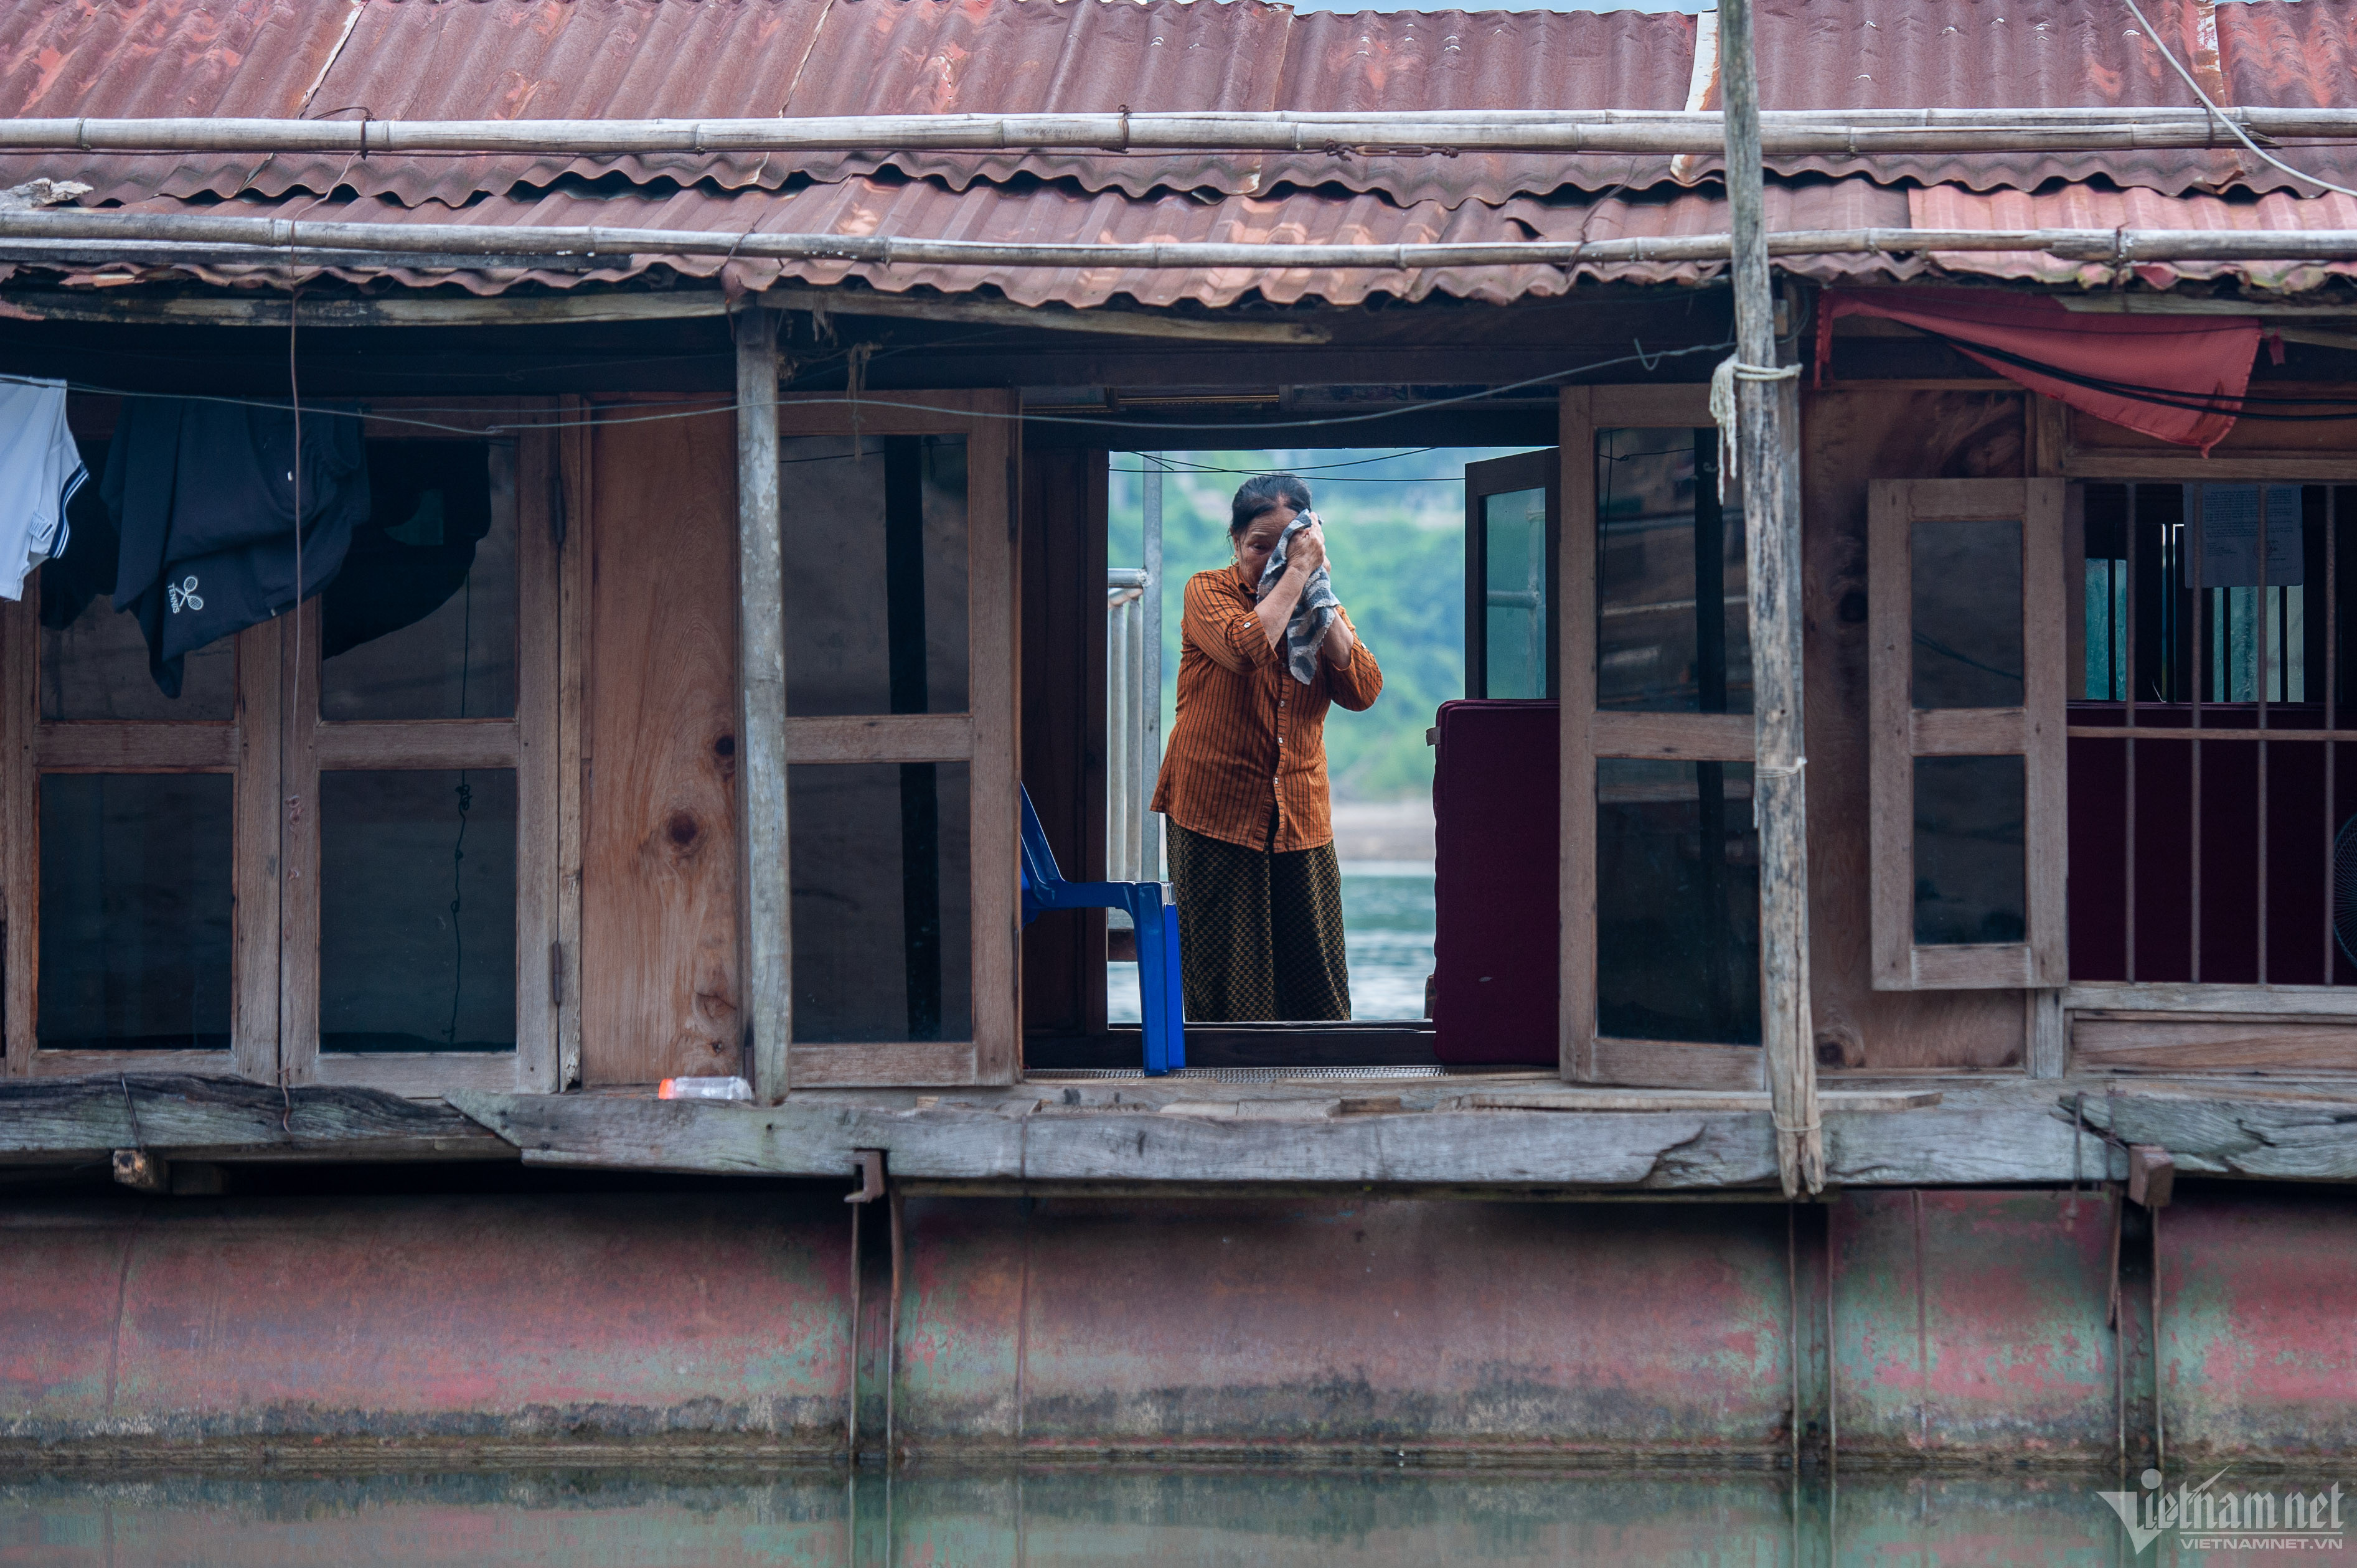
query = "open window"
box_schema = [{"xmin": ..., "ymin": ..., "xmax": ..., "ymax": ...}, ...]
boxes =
[
  {"xmin": 4, "ymin": 401, "xmax": 563, "ymax": 1092},
  {"xmin": 1563, "ymin": 387, "xmax": 1763, "ymax": 1087},
  {"xmin": 777, "ymin": 393, "xmax": 1019, "ymax": 1088},
  {"xmin": 1868, "ymin": 478, "xmax": 2067, "ymax": 990}
]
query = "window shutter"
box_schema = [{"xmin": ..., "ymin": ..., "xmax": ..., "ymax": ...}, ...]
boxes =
[{"xmin": 1868, "ymin": 478, "xmax": 2068, "ymax": 988}]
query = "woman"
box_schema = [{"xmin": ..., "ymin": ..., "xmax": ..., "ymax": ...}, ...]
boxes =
[{"xmin": 1149, "ymin": 473, "xmax": 1383, "ymax": 1021}]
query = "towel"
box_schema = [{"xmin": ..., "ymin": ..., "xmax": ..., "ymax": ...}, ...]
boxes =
[{"xmin": 1255, "ymin": 512, "xmax": 1338, "ymax": 684}]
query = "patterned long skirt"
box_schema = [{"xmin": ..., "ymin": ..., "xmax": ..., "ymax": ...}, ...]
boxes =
[{"xmin": 1166, "ymin": 817, "xmax": 1352, "ymax": 1022}]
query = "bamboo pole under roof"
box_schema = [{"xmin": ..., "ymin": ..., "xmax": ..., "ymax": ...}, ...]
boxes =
[
  {"xmin": 4, "ymin": 210, "xmax": 2357, "ymax": 271},
  {"xmin": 9, "ymin": 109, "xmax": 2357, "ymax": 157}
]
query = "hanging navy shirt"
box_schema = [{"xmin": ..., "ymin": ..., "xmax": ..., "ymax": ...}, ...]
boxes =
[{"xmin": 101, "ymin": 398, "xmax": 369, "ymax": 697}]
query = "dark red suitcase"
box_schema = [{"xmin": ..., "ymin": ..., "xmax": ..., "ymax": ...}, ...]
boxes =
[{"xmin": 1431, "ymin": 698, "xmax": 1560, "ymax": 1065}]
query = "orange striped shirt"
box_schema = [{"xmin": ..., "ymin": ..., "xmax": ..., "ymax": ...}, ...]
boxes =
[{"xmin": 1150, "ymin": 567, "xmax": 1383, "ymax": 852}]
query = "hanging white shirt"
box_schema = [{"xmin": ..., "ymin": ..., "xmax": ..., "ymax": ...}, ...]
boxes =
[{"xmin": 0, "ymin": 377, "xmax": 83, "ymax": 601}]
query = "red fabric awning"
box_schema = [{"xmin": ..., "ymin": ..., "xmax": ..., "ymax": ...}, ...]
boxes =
[{"xmin": 1815, "ymin": 288, "xmax": 2260, "ymax": 452}]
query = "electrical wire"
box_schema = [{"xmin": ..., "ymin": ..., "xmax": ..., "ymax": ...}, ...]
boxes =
[{"xmin": 2119, "ymin": 0, "xmax": 2357, "ymax": 202}]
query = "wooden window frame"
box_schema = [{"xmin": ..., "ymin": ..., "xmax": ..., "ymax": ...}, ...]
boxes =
[
  {"xmin": 776, "ymin": 392, "xmax": 1020, "ymax": 1089},
  {"xmin": 1563, "ymin": 385, "xmax": 1765, "ymax": 1090},
  {"xmin": 2, "ymin": 399, "xmax": 568, "ymax": 1094},
  {"xmin": 1867, "ymin": 477, "xmax": 2068, "ymax": 991},
  {"xmin": 2045, "ymin": 392, "xmax": 2357, "ymax": 1069}
]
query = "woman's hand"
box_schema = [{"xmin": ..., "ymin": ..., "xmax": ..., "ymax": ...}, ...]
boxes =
[{"xmin": 1288, "ymin": 518, "xmax": 1329, "ymax": 577}]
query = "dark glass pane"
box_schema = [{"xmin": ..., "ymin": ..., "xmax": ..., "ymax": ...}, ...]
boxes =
[
  {"xmin": 320, "ymin": 769, "xmax": 516, "ymax": 1053},
  {"xmin": 1595, "ymin": 429, "xmax": 1749, "ymax": 714},
  {"xmin": 1913, "ymin": 754, "xmax": 2027, "ymax": 946},
  {"xmin": 1596, "ymin": 759, "xmax": 1760, "ymax": 1045},
  {"xmin": 1482, "ymin": 486, "xmax": 1546, "ymax": 698},
  {"xmin": 321, "ymin": 441, "xmax": 517, "ymax": 720},
  {"xmin": 790, "ymin": 761, "xmax": 972, "ymax": 1043},
  {"xmin": 38, "ymin": 773, "xmax": 232, "ymax": 1050},
  {"xmin": 781, "ymin": 434, "xmax": 970, "ymax": 716},
  {"xmin": 1912, "ymin": 519, "xmax": 2023, "ymax": 709}
]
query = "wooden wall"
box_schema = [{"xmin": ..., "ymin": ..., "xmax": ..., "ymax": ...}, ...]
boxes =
[
  {"xmin": 580, "ymin": 399, "xmax": 745, "ymax": 1085},
  {"xmin": 1800, "ymin": 387, "xmax": 2030, "ymax": 1071},
  {"xmin": 1019, "ymin": 448, "xmax": 1109, "ymax": 1040}
]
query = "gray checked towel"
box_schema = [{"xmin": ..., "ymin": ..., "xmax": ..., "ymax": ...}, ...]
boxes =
[{"xmin": 1255, "ymin": 512, "xmax": 1338, "ymax": 684}]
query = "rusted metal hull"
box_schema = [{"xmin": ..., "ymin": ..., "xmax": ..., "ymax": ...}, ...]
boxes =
[{"xmin": 4, "ymin": 1186, "xmax": 2351, "ymax": 1463}]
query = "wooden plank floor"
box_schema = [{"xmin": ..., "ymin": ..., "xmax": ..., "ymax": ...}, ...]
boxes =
[{"xmin": 9, "ymin": 1072, "xmax": 2355, "ymax": 1191}]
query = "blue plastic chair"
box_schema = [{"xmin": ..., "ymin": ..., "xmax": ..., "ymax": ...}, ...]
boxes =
[{"xmin": 1020, "ymin": 785, "xmax": 1185, "ymax": 1074}]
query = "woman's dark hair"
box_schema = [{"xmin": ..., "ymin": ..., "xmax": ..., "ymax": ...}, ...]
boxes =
[{"xmin": 1229, "ymin": 472, "xmax": 1314, "ymax": 538}]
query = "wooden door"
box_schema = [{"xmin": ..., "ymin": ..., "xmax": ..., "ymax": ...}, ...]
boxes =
[
  {"xmin": 1563, "ymin": 387, "xmax": 1765, "ymax": 1088},
  {"xmin": 776, "ymin": 393, "xmax": 1020, "ymax": 1087}
]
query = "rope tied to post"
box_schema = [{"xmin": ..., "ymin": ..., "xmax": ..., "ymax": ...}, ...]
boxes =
[{"xmin": 1708, "ymin": 354, "xmax": 1801, "ymax": 503}]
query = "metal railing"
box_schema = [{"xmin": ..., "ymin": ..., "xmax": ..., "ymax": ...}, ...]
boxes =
[{"xmin": 1107, "ymin": 463, "xmax": 1165, "ymax": 926}]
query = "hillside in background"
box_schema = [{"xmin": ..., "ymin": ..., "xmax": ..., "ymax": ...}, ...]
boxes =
[{"xmin": 1110, "ymin": 446, "xmax": 1541, "ymax": 802}]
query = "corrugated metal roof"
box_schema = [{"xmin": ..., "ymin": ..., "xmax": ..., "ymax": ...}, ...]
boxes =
[
  {"xmin": 11, "ymin": 0, "xmax": 2357, "ymax": 312},
  {"xmin": 1739, "ymin": 0, "xmax": 2357, "ymax": 198},
  {"xmin": 77, "ymin": 176, "xmax": 1916, "ymax": 307},
  {"xmin": 0, "ymin": 0, "xmax": 1700, "ymax": 212},
  {"xmin": 1911, "ymin": 180, "xmax": 2357, "ymax": 291},
  {"xmin": 32, "ymin": 0, "xmax": 2357, "ymax": 212},
  {"xmin": 0, "ymin": 0, "xmax": 361, "ymax": 205}
]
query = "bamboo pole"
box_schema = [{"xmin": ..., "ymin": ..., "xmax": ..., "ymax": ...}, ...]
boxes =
[
  {"xmin": 1721, "ymin": 0, "xmax": 1823, "ymax": 1199},
  {"xmin": 12, "ymin": 108, "xmax": 2357, "ymax": 157},
  {"xmin": 735, "ymin": 307, "xmax": 791, "ymax": 1106},
  {"xmin": 7, "ymin": 208, "xmax": 2357, "ymax": 272}
]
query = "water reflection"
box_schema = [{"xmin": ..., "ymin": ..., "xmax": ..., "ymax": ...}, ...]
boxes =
[{"xmin": 3, "ymin": 1469, "xmax": 2146, "ymax": 1566}]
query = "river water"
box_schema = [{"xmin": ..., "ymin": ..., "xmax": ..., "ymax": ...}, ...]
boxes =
[{"xmin": 1, "ymin": 1468, "xmax": 2265, "ymax": 1564}]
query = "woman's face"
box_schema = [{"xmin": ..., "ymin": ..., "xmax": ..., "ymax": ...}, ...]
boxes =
[{"xmin": 1231, "ymin": 505, "xmax": 1297, "ymax": 583}]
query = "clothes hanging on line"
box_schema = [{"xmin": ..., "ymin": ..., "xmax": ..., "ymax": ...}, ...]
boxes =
[
  {"xmin": 0, "ymin": 378, "xmax": 87, "ymax": 601},
  {"xmin": 101, "ymin": 397, "xmax": 370, "ymax": 697}
]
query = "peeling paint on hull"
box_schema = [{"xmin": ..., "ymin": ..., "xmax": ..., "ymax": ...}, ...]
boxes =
[{"xmin": 3, "ymin": 1188, "xmax": 2352, "ymax": 1462}]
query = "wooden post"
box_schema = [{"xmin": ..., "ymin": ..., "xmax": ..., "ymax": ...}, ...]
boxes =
[
  {"xmin": 1720, "ymin": 0, "xmax": 1823, "ymax": 1196},
  {"xmin": 735, "ymin": 307, "xmax": 791, "ymax": 1104}
]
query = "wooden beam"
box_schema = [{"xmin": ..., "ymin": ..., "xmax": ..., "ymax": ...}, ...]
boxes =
[
  {"xmin": 735, "ymin": 308, "xmax": 791, "ymax": 1107},
  {"xmin": 1462, "ymin": 1089, "xmax": 1942, "ymax": 1113},
  {"xmin": 1722, "ymin": 0, "xmax": 1821, "ymax": 1196},
  {"xmin": 0, "ymin": 283, "xmax": 1332, "ymax": 344},
  {"xmin": 445, "ymin": 1085, "xmax": 2127, "ymax": 1189},
  {"xmin": 2076, "ymin": 1089, "xmax": 2357, "ymax": 1181},
  {"xmin": 0, "ymin": 1076, "xmax": 512, "ymax": 1161}
]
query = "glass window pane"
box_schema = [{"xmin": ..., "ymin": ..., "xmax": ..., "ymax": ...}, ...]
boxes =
[
  {"xmin": 782, "ymin": 434, "xmax": 970, "ymax": 717},
  {"xmin": 321, "ymin": 441, "xmax": 517, "ymax": 720},
  {"xmin": 1596, "ymin": 430, "xmax": 1750, "ymax": 713},
  {"xmin": 41, "ymin": 444, "xmax": 234, "ymax": 718},
  {"xmin": 1912, "ymin": 754, "xmax": 2026, "ymax": 946},
  {"xmin": 1482, "ymin": 486, "xmax": 1546, "ymax": 698},
  {"xmin": 1596, "ymin": 759, "xmax": 1760, "ymax": 1045},
  {"xmin": 1911, "ymin": 519, "xmax": 2023, "ymax": 709},
  {"xmin": 790, "ymin": 761, "xmax": 972, "ymax": 1043},
  {"xmin": 38, "ymin": 773, "xmax": 232, "ymax": 1050},
  {"xmin": 321, "ymin": 769, "xmax": 516, "ymax": 1053}
]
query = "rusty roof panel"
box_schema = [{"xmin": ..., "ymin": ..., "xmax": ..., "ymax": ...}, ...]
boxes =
[
  {"xmin": 77, "ymin": 176, "xmax": 1915, "ymax": 309},
  {"xmin": 13, "ymin": 0, "xmax": 2357, "ymax": 222},
  {"xmin": 776, "ymin": 0, "xmax": 1301, "ymax": 200},
  {"xmin": 1746, "ymin": 0, "xmax": 2357, "ymax": 198},
  {"xmin": 0, "ymin": 0, "xmax": 1702, "ymax": 212},
  {"xmin": 1253, "ymin": 7, "xmax": 1697, "ymax": 206},
  {"xmin": 0, "ymin": 0, "xmax": 359, "ymax": 207},
  {"xmin": 1911, "ymin": 180, "xmax": 2357, "ymax": 292}
]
